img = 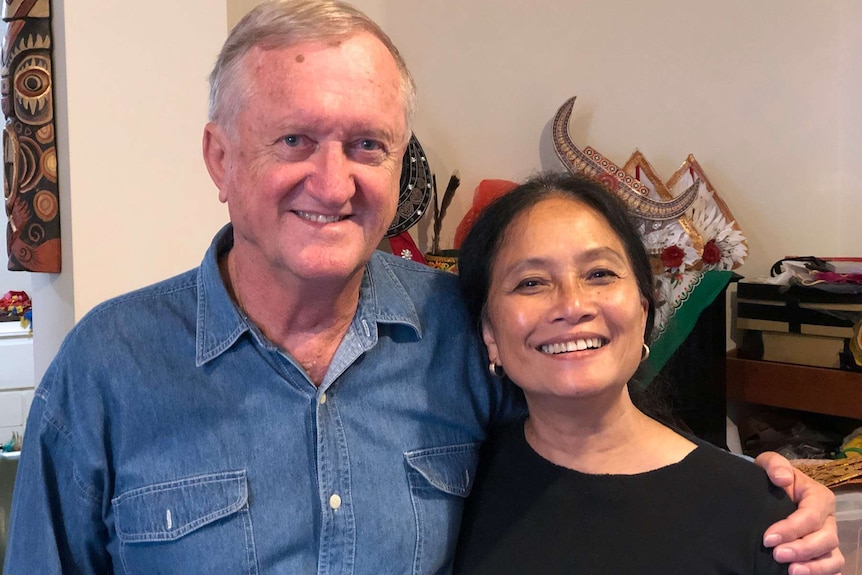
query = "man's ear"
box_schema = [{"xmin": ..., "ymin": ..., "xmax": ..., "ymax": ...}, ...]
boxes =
[{"xmin": 202, "ymin": 122, "xmax": 229, "ymax": 203}]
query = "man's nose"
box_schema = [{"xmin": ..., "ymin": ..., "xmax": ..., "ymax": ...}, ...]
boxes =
[{"xmin": 306, "ymin": 143, "xmax": 355, "ymax": 205}]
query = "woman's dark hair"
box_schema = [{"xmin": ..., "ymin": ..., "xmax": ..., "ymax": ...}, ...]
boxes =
[
  {"xmin": 457, "ymin": 171, "xmax": 681, "ymax": 425},
  {"xmin": 458, "ymin": 171, "xmax": 656, "ymax": 343}
]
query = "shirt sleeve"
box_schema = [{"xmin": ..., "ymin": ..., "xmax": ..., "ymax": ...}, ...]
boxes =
[
  {"xmin": 754, "ymin": 484, "xmax": 795, "ymax": 575},
  {"xmin": 3, "ymin": 374, "xmax": 111, "ymax": 574}
]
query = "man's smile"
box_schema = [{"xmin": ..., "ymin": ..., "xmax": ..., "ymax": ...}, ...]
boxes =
[{"xmin": 294, "ymin": 210, "xmax": 349, "ymax": 224}]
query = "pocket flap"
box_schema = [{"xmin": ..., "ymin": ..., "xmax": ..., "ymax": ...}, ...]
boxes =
[
  {"xmin": 404, "ymin": 443, "xmax": 480, "ymax": 497},
  {"xmin": 114, "ymin": 470, "xmax": 248, "ymax": 543}
]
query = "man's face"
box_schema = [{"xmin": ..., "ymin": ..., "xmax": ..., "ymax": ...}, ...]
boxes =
[{"xmin": 207, "ymin": 33, "xmax": 408, "ymax": 285}]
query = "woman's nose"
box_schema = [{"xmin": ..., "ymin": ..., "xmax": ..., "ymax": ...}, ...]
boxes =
[{"xmin": 551, "ymin": 280, "xmax": 598, "ymax": 323}]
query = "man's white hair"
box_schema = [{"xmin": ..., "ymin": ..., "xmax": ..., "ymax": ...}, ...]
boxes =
[{"xmin": 208, "ymin": 0, "xmax": 416, "ymax": 138}]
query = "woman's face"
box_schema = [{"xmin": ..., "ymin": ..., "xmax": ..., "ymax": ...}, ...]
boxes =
[{"xmin": 482, "ymin": 196, "xmax": 648, "ymax": 403}]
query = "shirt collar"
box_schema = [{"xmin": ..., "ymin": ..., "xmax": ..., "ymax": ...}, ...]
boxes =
[
  {"xmin": 195, "ymin": 225, "xmax": 422, "ymax": 366},
  {"xmin": 196, "ymin": 224, "xmax": 248, "ymax": 366},
  {"xmin": 359, "ymin": 251, "xmax": 422, "ymax": 339}
]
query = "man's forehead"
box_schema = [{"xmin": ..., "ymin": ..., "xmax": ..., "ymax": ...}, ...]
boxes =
[
  {"xmin": 236, "ymin": 35, "xmax": 407, "ymax": 132},
  {"xmin": 243, "ymin": 32, "xmax": 386, "ymax": 70}
]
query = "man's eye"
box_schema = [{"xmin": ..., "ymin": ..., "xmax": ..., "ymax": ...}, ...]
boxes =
[
  {"xmin": 282, "ymin": 135, "xmax": 301, "ymax": 147},
  {"xmin": 358, "ymin": 139, "xmax": 382, "ymax": 151}
]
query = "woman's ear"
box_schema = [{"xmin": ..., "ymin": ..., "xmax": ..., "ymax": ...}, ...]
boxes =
[
  {"xmin": 640, "ymin": 296, "xmax": 649, "ymax": 328},
  {"xmin": 481, "ymin": 320, "xmax": 501, "ymax": 366}
]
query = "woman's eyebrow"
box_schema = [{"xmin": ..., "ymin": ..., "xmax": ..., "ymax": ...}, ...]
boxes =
[
  {"xmin": 496, "ymin": 246, "xmax": 627, "ymax": 278},
  {"xmin": 579, "ymin": 246, "xmax": 628, "ymax": 264}
]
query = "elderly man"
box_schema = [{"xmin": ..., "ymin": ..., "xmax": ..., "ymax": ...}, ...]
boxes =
[{"xmin": 3, "ymin": 1, "xmax": 842, "ymax": 574}]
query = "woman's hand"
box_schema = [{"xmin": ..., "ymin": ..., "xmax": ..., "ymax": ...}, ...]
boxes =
[{"xmin": 755, "ymin": 451, "xmax": 844, "ymax": 575}]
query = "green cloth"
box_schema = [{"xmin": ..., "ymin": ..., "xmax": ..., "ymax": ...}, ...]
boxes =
[{"xmin": 636, "ymin": 270, "xmax": 734, "ymax": 389}]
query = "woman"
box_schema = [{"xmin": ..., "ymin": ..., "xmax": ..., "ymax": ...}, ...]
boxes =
[{"xmin": 453, "ymin": 172, "xmax": 795, "ymax": 574}]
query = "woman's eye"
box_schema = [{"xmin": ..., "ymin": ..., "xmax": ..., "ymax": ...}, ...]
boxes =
[
  {"xmin": 514, "ymin": 278, "xmax": 543, "ymax": 290},
  {"xmin": 589, "ymin": 269, "xmax": 619, "ymax": 281}
]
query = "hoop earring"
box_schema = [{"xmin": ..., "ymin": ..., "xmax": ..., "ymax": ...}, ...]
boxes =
[
  {"xmin": 640, "ymin": 343, "xmax": 650, "ymax": 362},
  {"xmin": 489, "ymin": 362, "xmax": 504, "ymax": 378}
]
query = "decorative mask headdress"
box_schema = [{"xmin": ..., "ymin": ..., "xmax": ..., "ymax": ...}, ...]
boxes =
[{"xmin": 552, "ymin": 96, "xmax": 747, "ymax": 272}]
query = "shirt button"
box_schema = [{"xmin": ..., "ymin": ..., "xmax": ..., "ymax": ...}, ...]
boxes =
[
  {"xmin": 319, "ymin": 393, "xmax": 327, "ymax": 405},
  {"xmin": 329, "ymin": 493, "xmax": 342, "ymax": 510}
]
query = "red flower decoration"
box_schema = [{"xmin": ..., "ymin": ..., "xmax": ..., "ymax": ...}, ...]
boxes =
[
  {"xmin": 596, "ymin": 173, "xmax": 619, "ymax": 192},
  {"xmin": 661, "ymin": 245, "xmax": 685, "ymax": 269},
  {"xmin": 702, "ymin": 239, "xmax": 722, "ymax": 265}
]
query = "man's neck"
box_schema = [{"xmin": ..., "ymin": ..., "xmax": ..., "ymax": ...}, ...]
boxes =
[{"xmin": 219, "ymin": 249, "xmax": 363, "ymax": 386}]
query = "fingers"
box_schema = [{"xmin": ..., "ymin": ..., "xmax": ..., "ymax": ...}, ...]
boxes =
[
  {"xmin": 765, "ymin": 485, "xmax": 835, "ymax": 549},
  {"xmin": 772, "ymin": 514, "xmax": 840, "ymax": 559},
  {"xmin": 755, "ymin": 451, "xmax": 795, "ymax": 490},
  {"xmin": 763, "ymin": 463, "xmax": 835, "ymax": 549},
  {"xmin": 786, "ymin": 548, "xmax": 845, "ymax": 575},
  {"xmin": 756, "ymin": 454, "xmax": 840, "ymax": 575}
]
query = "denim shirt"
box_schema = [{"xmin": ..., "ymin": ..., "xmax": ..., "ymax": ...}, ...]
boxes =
[{"xmin": 4, "ymin": 225, "xmax": 519, "ymax": 575}]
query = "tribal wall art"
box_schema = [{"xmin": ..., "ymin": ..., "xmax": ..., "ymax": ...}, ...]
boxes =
[{"xmin": 1, "ymin": 0, "xmax": 60, "ymax": 272}]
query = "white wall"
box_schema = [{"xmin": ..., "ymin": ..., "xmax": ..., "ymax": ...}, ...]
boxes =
[
  {"xmin": 837, "ymin": 1, "xmax": 862, "ymax": 249},
  {"xmin": 0, "ymin": 258, "xmax": 31, "ymax": 300},
  {"xmin": 27, "ymin": 0, "xmax": 230, "ymax": 384},
  {"xmin": 340, "ymin": 0, "xmax": 858, "ymax": 280},
  {"xmin": 58, "ymin": 1, "xmax": 230, "ymax": 317}
]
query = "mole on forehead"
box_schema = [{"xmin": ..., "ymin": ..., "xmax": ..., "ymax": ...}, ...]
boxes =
[{"xmin": 291, "ymin": 37, "xmax": 343, "ymax": 63}]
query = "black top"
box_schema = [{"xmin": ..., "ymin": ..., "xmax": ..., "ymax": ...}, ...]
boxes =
[{"xmin": 454, "ymin": 421, "xmax": 793, "ymax": 575}]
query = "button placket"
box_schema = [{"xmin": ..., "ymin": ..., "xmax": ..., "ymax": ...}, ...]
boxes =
[{"xmin": 315, "ymin": 385, "xmax": 356, "ymax": 571}]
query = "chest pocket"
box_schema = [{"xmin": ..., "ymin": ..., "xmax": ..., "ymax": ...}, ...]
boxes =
[
  {"xmin": 113, "ymin": 470, "xmax": 257, "ymax": 575},
  {"xmin": 405, "ymin": 443, "xmax": 480, "ymax": 575}
]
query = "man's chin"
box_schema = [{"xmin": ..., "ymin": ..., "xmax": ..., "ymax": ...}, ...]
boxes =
[{"xmin": 287, "ymin": 252, "xmax": 371, "ymax": 285}]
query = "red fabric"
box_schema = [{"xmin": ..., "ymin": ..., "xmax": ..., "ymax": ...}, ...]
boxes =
[
  {"xmin": 453, "ymin": 179, "xmax": 517, "ymax": 249},
  {"xmin": 387, "ymin": 232, "xmax": 427, "ymax": 265},
  {"xmin": 814, "ymin": 271, "xmax": 862, "ymax": 284}
]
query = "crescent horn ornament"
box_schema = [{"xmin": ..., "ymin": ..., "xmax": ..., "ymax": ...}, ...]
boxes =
[{"xmin": 552, "ymin": 96, "xmax": 699, "ymax": 221}]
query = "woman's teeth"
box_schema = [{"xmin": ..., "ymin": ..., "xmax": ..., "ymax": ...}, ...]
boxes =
[{"xmin": 540, "ymin": 338, "xmax": 604, "ymax": 355}]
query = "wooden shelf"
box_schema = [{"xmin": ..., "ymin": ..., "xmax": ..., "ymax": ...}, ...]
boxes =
[{"xmin": 726, "ymin": 351, "xmax": 862, "ymax": 419}]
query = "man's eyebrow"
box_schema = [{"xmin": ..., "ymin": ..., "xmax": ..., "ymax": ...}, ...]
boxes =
[
  {"xmin": 266, "ymin": 121, "xmax": 398, "ymax": 144},
  {"xmin": 346, "ymin": 126, "xmax": 398, "ymax": 143}
]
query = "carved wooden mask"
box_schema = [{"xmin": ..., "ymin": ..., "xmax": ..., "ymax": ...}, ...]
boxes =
[{"xmin": 2, "ymin": 0, "xmax": 60, "ymax": 272}]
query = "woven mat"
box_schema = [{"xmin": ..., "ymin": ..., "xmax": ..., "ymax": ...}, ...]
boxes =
[{"xmin": 792, "ymin": 458, "xmax": 862, "ymax": 489}]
